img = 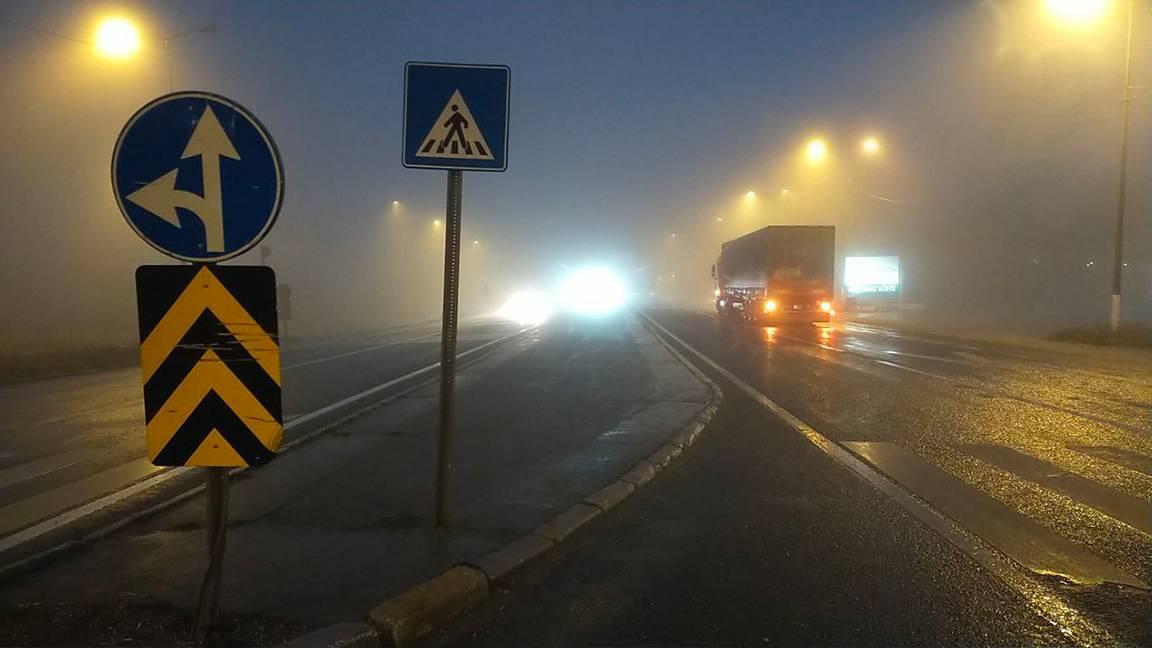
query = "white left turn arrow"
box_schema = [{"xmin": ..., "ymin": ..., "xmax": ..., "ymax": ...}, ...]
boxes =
[{"xmin": 126, "ymin": 106, "xmax": 241, "ymax": 252}]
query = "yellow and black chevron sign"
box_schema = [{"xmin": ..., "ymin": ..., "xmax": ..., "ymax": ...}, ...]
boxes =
[{"xmin": 135, "ymin": 265, "xmax": 281, "ymax": 467}]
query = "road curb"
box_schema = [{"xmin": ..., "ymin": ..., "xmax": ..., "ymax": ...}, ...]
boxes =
[
  {"xmin": 356, "ymin": 314, "xmax": 723, "ymax": 648},
  {"xmin": 368, "ymin": 566, "xmax": 488, "ymax": 648}
]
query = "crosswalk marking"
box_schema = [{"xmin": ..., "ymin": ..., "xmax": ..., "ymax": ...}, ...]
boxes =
[
  {"xmin": 965, "ymin": 444, "xmax": 1152, "ymax": 536},
  {"xmin": 843, "ymin": 441, "xmax": 1146, "ymax": 589},
  {"xmin": 1070, "ymin": 445, "xmax": 1152, "ymax": 478}
]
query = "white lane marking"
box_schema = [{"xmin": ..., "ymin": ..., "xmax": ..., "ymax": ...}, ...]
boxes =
[
  {"xmin": 642, "ymin": 313, "xmax": 1113, "ymax": 647},
  {"xmin": 0, "ymin": 451, "xmax": 83, "ymax": 490},
  {"xmin": 880, "ymin": 349, "xmax": 979, "ymax": 365},
  {"xmin": 283, "ymin": 328, "xmax": 525, "ymax": 431},
  {"xmin": 954, "ymin": 351, "xmax": 988, "ymax": 364},
  {"xmin": 0, "ymin": 327, "xmax": 528, "ymax": 557},
  {"xmin": 842, "ymin": 322, "xmax": 985, "ymax": 351},
  {"xmin": 777, "ymin": 332, "xmax": 972, "ymax": 367},
  {"xmin": 872, "ymin": 359, "xmax": 955, "ymax": 382},
  {"xmin": 284, "ymin": 332, "xmax": 441, "ymax": 369}
]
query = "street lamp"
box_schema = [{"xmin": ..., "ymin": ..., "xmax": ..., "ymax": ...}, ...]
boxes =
[
  {"xmin": 745, "ymin": 190, "xmax": 757, "ymax": 200},
  {"xmin": 860, "ymin": 136, "xmax": 881, "ymax": 157},
  {"xmin": 1045, "ymin": 0, "xmax": 1109, "ymax": 26},
  {"xmin": 805, "ymin": 138, "xmax": 828, "ymax": 165},
  {"xmin": 94, "ymin": 17, "xmax": 140, "ymax": 59},
  {"xmin": 1046, "ymin": 0, "xmax": 1133, "ymax": 330}
]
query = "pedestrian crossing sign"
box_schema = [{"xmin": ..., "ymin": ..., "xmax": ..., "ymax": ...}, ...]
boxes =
[
  {"xmin": 416, "ymin": 90, "xmax": 494, "ymax": 160},
  {"xmin": 403, "ymin": 62, "xmax": 509, "ymax": 171}
]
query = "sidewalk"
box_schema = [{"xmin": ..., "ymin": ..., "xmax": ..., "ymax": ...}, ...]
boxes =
[{"xmin": 0, "ymin": 313, "xmax": 713, "ymax": 646}]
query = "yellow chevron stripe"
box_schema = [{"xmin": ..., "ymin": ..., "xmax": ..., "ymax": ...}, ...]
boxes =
[
  {"xmin": 146, "ymin": 350, "xmax": 282, "ymax": 463},
  {"xmin": 140, "ymin": 266, "xmax": 280, "ymax": 384}
]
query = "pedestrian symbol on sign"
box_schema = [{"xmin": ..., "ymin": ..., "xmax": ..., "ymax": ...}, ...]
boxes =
[{"xmin": 416, "ymin": 90, "xmax": 493, "ymax": 160}]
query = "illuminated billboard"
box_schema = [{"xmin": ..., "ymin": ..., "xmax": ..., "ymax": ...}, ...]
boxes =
[{"xmin": 844, "ymin": 256, "xmax": 900, "ymax": 295}]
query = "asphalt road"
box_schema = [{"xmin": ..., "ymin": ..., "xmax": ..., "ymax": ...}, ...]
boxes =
[
  {"xmin": 435, "ymin": 307, "xmax": 1152, "ymax": 647},
  {"xmin": 0, "ymin": 318, "xmax": 521, "ymax": 549}
]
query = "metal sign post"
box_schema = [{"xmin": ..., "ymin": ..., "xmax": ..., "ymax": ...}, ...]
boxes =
[
  {"xmin": 195, "ymin": 467, "xmax": 230, "ymax": 639},
  {"xmin": 403, "ymin": 62, "xmax": 509, "ymax": 528},
  {"xmin": 436, "ymin": 170, "xmax": 464, "ymax": 527}
]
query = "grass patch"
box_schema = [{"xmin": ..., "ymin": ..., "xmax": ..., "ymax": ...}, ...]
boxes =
[{"xmin": 1048, "ymin": 323, "xmax": 1152, "ymax": 348}]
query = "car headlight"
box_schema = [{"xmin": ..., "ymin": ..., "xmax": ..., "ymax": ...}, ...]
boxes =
[
  {"xmin": 764, "ymin": 299, "xmax": 778, "ymax": 313},
  {"xmin": 820, "ymin": 301, "xmax": 832, "ymax": 312}
]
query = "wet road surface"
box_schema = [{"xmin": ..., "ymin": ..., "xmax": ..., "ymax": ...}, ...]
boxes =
[
  {"xmin": 0, "ymin": 318, "xmax": 521, "ymax": 547},
  {"xmin": 434, "ymin": 308, "xmax": 1151, "ymax": 646}
]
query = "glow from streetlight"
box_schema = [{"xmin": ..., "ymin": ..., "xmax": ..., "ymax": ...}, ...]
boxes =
[
  {"xmin": 780, "ymin": 188, "xmax": 791, "ymax": 198},
  {"xmin": 861, "ymin": 136, "xmax": 881, "ymax": 156},
  {"xmin": 805, "ymin": 138, "xmax": 828, "ymax": 165},
  {"xmin": 1044, "ymin": 0, "xmax": 1108, "ymax": 26},
  {"xmin": 392, "ymin": 200, "xmax": 400, "ymax": 206},
  {"xmin": 94, "ymin": 17, "xmax": 141, "ymax": 59},
  {"xmin": 433, "ymin": 219, "xmax": 441, "ymax": 228},
  {"xmin": 744, "ymin": 190, "xmax": 757, "ymax": 201}
]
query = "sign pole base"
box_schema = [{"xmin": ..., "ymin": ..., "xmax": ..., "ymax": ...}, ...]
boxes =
[
  {"xmin": 434, "ymin": 170, "xmax": 464, "ymax": 529},
  {"xmin": 194, "ymin": 467, "xmax": 230, "ymax": 641}
]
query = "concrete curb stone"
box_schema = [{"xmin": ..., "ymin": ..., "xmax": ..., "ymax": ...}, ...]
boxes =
[
  {"xmin": 647, "ymin": 443, "xmax": 683, "ymax": 467},
  {"xmin": 466, "ymin": 533, "xmax": 554, "ymax": 583},
  {"xmin": 619, "ymin": 461, "xmax": 659, "ymax": 487},
  {"xmin": 368, "ymin": 566, "xmax": 488, "ymax": 648},
  {"xmin": 534, "ymin": 503, "xmax": 603, "ymax": 543},
  {"xmin": 584, "ymin": 481, "xmax": 635, "ymax": 512}
]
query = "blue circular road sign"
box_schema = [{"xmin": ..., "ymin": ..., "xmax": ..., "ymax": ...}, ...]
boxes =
[{"xmin": 112, "ymin": 91, "xmax": 284, "ymax": 262}]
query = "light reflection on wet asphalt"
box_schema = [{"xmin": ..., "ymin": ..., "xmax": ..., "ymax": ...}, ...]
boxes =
[{"xmin": 678, "ymin": 310, "xmax": 1152, "ymax": 587}]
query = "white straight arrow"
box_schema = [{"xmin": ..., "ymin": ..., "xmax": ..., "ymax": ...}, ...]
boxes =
[{"xmin": 126, "ymin": 106, "xmax": 241, "ymax": 253}]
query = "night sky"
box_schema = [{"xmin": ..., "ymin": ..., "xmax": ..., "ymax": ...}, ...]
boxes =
[{"xmin": 1, "ymin": 1, "xmax": 1148, "ymax": 349}]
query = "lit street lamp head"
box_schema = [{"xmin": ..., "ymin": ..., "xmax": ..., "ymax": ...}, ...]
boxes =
[
  {"xmin": 94, "ymin": 17, "xmax": 141, "ymax": 59},
  {"xmin": 861, "ymin": 136, "xmax": 881, "ymax": 156},
  {"xmin": 1045, "ymin": 0, "xmax": 1108, "ymax": 26},
  {"xmin": 805, "ymin": 138, "xmax": 828, "ymax": 165}
]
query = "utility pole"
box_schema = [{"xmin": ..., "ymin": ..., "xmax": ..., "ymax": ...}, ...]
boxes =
[{"xmin": 1110, "ymin": 0, "xmax": 1135, "ymax": 331}]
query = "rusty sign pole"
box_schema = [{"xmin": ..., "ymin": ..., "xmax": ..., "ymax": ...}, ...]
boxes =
[
  {"xmin": 194, "ymin": 466, "xmax": 230, "ymax": 639},
  {"xmin": 434, "ymin": 169, "xmax": 464, "ymax": 528}
]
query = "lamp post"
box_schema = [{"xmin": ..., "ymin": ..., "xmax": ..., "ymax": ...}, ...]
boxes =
[{"xmin": 1109, "ymin": 0, "xmax": 1134, "ymax": 331}]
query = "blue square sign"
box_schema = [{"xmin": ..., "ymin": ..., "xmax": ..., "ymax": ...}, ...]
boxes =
[{"xmin": 403, "ymin": 62, "xmax": 510, "ymax": 172}]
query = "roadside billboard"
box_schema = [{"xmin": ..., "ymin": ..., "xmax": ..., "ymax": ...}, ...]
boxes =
[{"xmin": 844, "ymin": 256, "xmax": 900, "ymax": 295}]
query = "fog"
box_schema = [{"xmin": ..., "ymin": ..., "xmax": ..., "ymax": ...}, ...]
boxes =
[{"xmin": 1, "ymin": 0, "xmax": 1149, "ymax": 355}]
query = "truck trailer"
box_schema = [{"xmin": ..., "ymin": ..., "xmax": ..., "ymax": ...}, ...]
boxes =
[{"xmin": 713, "ymin": 225, "xmax": 835, "ymax": 324}]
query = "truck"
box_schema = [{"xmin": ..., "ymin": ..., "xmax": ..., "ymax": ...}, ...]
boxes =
[{"xmin": 712, "ymin": 225, "xmax": 835, "ymax": 324}]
